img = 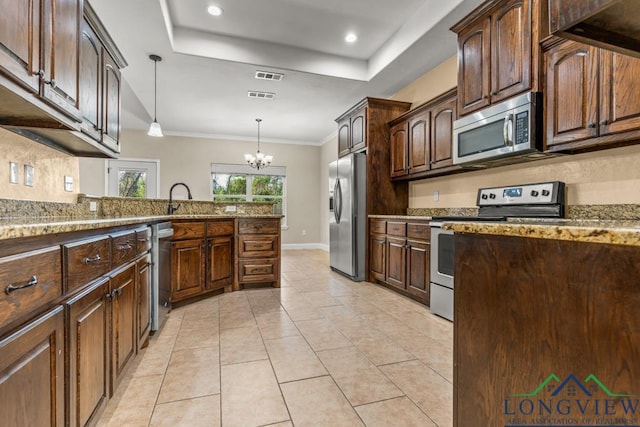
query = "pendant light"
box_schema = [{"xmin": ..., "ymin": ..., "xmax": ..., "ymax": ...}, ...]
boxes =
[
  {"xmin": 245, "ymin": 118, "xmax": 273, "ymax": 169},
  {"xmin": 148, "ymin": 54, "xmax": 163, "ymax": 137}
]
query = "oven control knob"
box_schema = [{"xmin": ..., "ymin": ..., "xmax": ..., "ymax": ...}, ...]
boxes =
[
  {"xmin": 481, "ymin": 194, "xmax": 488, "ymax": 200},
  {"xmin": 489, "ymin": 193, "xmax": 496, "ymax": 199},
  {"xmin": 541, "ymin": 189, "xmax": 550, "ymax": 196},
  {"xmin": 530, "ymin": 190, "xmax": 539, "ymax": 197}
]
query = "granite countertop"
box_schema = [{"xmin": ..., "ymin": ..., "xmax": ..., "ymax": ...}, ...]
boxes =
[
  {"xmin": 444, "ymin": 219, "xmax": 640, "ymax": 246},
  {"xmin": 0, "ymin": 214, "xmax": 283, "ymax": 241},
  {"xmin": 368, "ymin": 214, "xmax": 432, "ymax": 221}
]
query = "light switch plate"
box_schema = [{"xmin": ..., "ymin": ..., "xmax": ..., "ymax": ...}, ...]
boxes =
[
  {"xmin": 64, "ymin": 175, "xmax": 74, "ymax": 192},
  {"xmin": 9, "ymin": 162, "xmax": 18, "ymax": 184},
  {"xmin": 89, "ymin": 201, "xmax": 97, "ymax": 212},
  {"xmin": 24, "ymin": 165, "xmax": 34, "ymax": 187}
]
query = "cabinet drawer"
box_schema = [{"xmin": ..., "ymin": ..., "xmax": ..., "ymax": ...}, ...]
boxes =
[
  {"xmin": 207, "ymin": 220, "xmax": 234, "ymax": 237},
  {"xmin": 0, "ymin": 246, "xmax": 62, "ymax": 328},
  {"xmin": 387, "ymin": 221, "xmax": 407, "ymax": 237},
  {"xmin": 370, "ymin": 219, "xmax": 386, "ymax": 234},
  {"xmin": 238, "ymin": 258, "xmax": 278, "ymax": 283},
  {"xmin": 237, "ymin": 218, "xmax": 279, "ymax": 235},
  {"xmin": 238, "ymin": 235, "xmax": 279, "ymax": 258},
  {"xmin": 407, "ymin": 223, "xmax": 430, "ymax": 241},
  {"xmin": 135, "ymin": 227, "xmax": 151, "ymax": 255},
  {"xmin": 64, "ymin": 236, "xmax": 111, "ymax": 292},
  {"xmin": 111, "ymin": 230, "xmax": 137, "ymax": 268},
  {"xmin": 172, "ymin": 222, "xmax": 206, "ymax": 240}
]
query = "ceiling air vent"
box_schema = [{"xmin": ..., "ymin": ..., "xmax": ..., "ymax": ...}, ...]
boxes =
[
  {"xmin": 248, "ymin": 91, "xmax": 276, "ymax": 100},
  {"xmin": 255, "ymin": 70, "xmax": 284, "ymax": 81}
]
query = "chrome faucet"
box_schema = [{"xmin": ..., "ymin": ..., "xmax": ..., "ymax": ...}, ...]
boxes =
[{"xmin": 168, "ymin": 182, "xmax": 193, "ymax": 214}]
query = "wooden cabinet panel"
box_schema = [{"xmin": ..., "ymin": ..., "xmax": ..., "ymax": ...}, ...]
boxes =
[
  {"xmin": 385, "ymin": 237, "xmax": 406, "ymax": 290},
  {"xmin": 207, "ymin": 220, "xmax": 234, "ymax": 237},
  {"xmin": 0, "ymin": 307, "xmax": 65, "ymax": 427},
  {"xmin": 238, "ymin": 235, "xmax": 279, "ymax": 258},
  {"xmin": 136, "ymin": 254, "xmax": 151, "ymax": 350},
  {"xmin": 337, "ymin": 119, "xmax": 350, "ymax": 157},
  {"xmin": 369, "ymin": 234, "xmax": 386, "ymax": 282},
  {"xmin": 370, "ymin": 219, "xmax": 386, "ymax": 235},
  {"xmin": 172, "ymin": 222, "xmax": 206, "ymax": 240},
  {"xmin": 430, "ymin": 96, "xmax": 456, "ymax": 169},
  {"xmin": 237, "ymin": 218, "xmax": 280, "ymax": 235},
  {"xmin": 66, "ymin": 278, "xmax": 109, "ymax": 427},
  {"xmin": 406, "ymin": 223, "xmax": 430, "ymax": 241},
  {"xmin": 350, "ymin": 107, "xmax": 366, "ymax": 152},
  {"xmin": 599, "ymin": 51, "xmax": 640, "ymax": 135},
  {"xmin": 109, "ymin": 263, "xmax": 136, "ymax": 395},
  {"xmin": 406, "ymin": 240, "xmax": 430, "ymax": 300},
  {"xmin": 64, "ymin": 236, "xmax": 112, "ymax": 292},
  {"xmin": 171, "ymin": 239, "xmax": 205, "ymax": 302},
  {"xmin": 238, "ymin": 258, "xmax": 278, "ymax": 283},
  {"xmin": 408, "ymin": 111, "xmax": 430, "ymax": 174},
  {"xmin": 207, "ymin": 236, "xmax": 233, "ymax": 290},
  {"xmin": 0, "ymin": 246, "xmax": 62, "ymax": 327},
  {"xmin": 490, "ymin": 0, "xmax": 531, "ymax": 103},
  {"xmin": 135, "ymin": 227, "xmax": 151, "ymax": 255},
  {"xmin": 389, "ymin": 122, "xmax": 408, "ymax": 178},
  {"xmin": 457, "ymin": 20, "xmax": 491, "ymax": 116},
  {"xmin": 102, "ymin": 52, "xmax": 121, "ymax": 152},
  {"xmin": 41, "ymin": 0, "xmax": 81, "ymax": 120},
  {"xmin": 79, "ymin": 18, "xmax": 102, "ymax": 141},
  {"xmin": 386, "ymin": 221, "xmax": 406, "ymax": 237},
  {"xmin": 111, "ymin": 230, "xmax": 137, "ymax": 269},
  {"xmin": 0, "ymin": 0, "xmax": 41, "ymax": 92}
]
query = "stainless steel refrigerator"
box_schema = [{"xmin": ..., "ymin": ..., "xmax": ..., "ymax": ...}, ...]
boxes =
[{"xmin": 329, "ymin": 152, "xmax": 366, "ymax": 281}]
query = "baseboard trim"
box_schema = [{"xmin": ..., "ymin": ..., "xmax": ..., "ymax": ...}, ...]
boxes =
[{"xmin": 282, "ymin": 243, "xmax": 328, "ymax": 251}]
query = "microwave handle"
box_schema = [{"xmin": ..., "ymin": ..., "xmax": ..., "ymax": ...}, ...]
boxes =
[{"xmin": 503, "ymin": 113, "xmax": 513, "ymax": 146}]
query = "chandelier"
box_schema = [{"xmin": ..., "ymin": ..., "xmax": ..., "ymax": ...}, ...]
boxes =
[{"xmin": 245, "ymin": 118, "xmax": 273, "ymax": 169}]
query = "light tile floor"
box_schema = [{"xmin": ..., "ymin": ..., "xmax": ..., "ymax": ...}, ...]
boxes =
[{"xmin": 97, "ymin": 250, "xmax": 453, "ymax": 427}]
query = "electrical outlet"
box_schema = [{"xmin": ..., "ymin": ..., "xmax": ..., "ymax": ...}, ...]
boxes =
[
  {"xmin": 24, "ymin": 165, "xmax": 34, "ymax": 187},
  {"xmin": 302, "ymin": 229, "xmax": 307, "ymax": 236},
  {"xmin": 64, "ymin": 176, "xmax": 74, "ymax": 192},
  {"xmin": 225, "ymin": 205, "xmax": 237, "ymax": 212},
  {"xmin": 433, "ymin": 191, "xmax": 439, "ymax": 202},
  {"xmin": 89, "ymin": 201, "xmax": 97, "ymax": 212},
  {"xmin": 9, "ymin": 162, "xmax": 18, "ymax": 184}
]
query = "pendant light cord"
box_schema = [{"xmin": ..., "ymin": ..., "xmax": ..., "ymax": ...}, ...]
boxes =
[{"xmin": 153, "ymin": 59, "xmax": 158, "ymax": 121}]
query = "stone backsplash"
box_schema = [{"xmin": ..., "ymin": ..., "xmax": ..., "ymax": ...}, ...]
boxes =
[{"xmin": 408, "ymin": 205, "xmax": 640, "ymax": 220}]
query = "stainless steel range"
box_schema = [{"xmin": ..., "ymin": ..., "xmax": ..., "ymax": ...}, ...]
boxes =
[{"xmin": 429, "ymin": 181, "xmax": 566, "ymax": 321}]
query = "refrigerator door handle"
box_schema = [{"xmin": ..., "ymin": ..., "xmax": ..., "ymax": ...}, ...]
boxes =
[{"xmin": 334, "ymin": 179, "xmax": 342, "ymax": 224}]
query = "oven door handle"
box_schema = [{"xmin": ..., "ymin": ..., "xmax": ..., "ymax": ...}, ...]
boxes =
[{"xmin": 503, "ymin": 113, "xmax": 513, "ymax": 146}]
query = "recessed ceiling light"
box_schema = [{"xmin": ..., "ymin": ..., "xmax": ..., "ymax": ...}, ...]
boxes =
[
  {"xmin": 207, "ymin": 5, "xmax": 223, "ymax": 16},
  {"xmin": 345, "ymin": 33, "xmax": 357, "ymax": 43}
]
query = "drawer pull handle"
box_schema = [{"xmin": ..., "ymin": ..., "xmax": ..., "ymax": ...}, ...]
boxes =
[
  {"xmin": 138, "ymin": 238, "xmax": 150, "ymax": 243},
  {"xmin": 84, "ymin": 254, "xmax": 102, "ymax": 264},
  {"xmin": 117, "ymin": 243, "xmax": 133, "ymax": 251},
  {"xmin": 6, "ymin": 276, "xmax": 38, "ymax": 294}
]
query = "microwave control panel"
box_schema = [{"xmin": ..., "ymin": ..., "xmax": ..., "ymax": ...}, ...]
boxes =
[
  {"xmin": 477, "ymin": 182, "xmax": 562, "ymax": 206},
  {"xmin": 514, "ymin": 111, "xmax": 529, "ymax": 144}
]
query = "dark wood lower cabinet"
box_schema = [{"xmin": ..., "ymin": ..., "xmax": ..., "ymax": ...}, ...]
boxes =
[
  {"xmin": 66, "ymin": 278, "xmax": 109, "ymax": 427},
  {"xmin": 454, "ymin": 233, "xmax": 640, "ymax": 425},
  {"xmin": 136, "ymin": 254, "xmax": 151, "ymax": 350},
  {"xmin": 207, "ymin": 236, "xmax": 233, "ymax": 290},
  {"xmin": 406, "ymin": 240, "xmax": 429, "ymax": 300},
  {"xmin": 171, "ymin": 239, "xmax": 206, "ymax": 302},
  {"xmin": 0, "ymin": 307, "xmax": 65, "ymax": 427},
  {"xmin": 385, "ymin": 237, "xmax": 406, "ymax": 289},
  {"xmin": 109, "ymin": 263, "xmax": 137, "ymax": 395},
  {"xmin": 369, "ymin": 234, "xmax": 386, "ymax": 281}
]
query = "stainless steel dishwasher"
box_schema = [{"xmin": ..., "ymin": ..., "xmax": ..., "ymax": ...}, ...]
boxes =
[{"xmin": 151, "ymin": 222, "xmax": 173, "ymax": 332}]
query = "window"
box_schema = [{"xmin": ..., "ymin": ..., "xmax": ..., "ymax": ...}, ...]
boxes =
[{"xmin": 212, "ymin": 164, "xmax": 286, "ymax": 226}]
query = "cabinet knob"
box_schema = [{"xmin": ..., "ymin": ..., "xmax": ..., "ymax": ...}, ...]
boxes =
[
  {"xmin": 599, "ymin": 120, "xmax": 609, "ymax": 125},
  {"xmin": 587, "ymin": 122, "xmax": 596, "ymax": 128}
]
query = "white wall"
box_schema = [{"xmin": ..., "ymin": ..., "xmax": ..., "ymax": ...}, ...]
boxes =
[{"xmin": 80, "ymin": 129, "xmax": 321, "ymax": 245}]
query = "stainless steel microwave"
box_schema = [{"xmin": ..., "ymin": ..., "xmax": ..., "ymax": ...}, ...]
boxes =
[{"xmin": 453, "ymin": 92, "xmax": 546, "ymax": 167}]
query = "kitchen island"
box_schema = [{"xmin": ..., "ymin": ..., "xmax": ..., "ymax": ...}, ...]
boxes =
[{"xmin": 447, "ymin": 219, "xmax": 640, "ymax": 427}]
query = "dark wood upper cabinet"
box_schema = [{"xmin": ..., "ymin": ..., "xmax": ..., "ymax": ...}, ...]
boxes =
[
  {"xmin": 79, "ymin": 19, "xmax": 102, "ymax": 141},
  {"xmin": 0, "ymin": 0, "xmax": 41, "ymax": 92},
  {"xmin": 337, "ymin": 106, "xmax": 367, "ymax": 157},
  {"xmin": 102, "ymin": 53, "xmax": 121, "ymax": 153},
  {"xmin": 452, "ymin": 0, "xmax": 536, "ymax": 117},
  {"xmin": 549, "ymin": 0, "xmax": 640, "ymax": 59},
  {"xmin": 349, "ymin": 108, "xmax": 366, "ymax": 152},
  {"xmin": 337, "ymin": 119, "xmax": 351, "ymax": 157},
  {"xmin": 388, "ymin": 88, "xmax": 459, "ymax": 180},
  {"xmin": 544, "ymin": 39, "xmax": 640, "ymax": 152}
]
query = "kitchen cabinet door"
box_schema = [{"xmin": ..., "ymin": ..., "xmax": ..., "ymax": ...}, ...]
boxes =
[
  {"xmin": 207, "ymin": 236, "xmax": 233, "ymax": 290},
  {"xmin": 457, "ymin": 16, "xmax": 491, "ymax": 116},
  {"xmin": 171, "ymin": 239, "xmax": 206, "ymax": 302},
  {"xmin": 406, "ymin": 240, "xmax": 430, "ymax": 301},
  {"xmin": 0, "ymin": 307, "xmax": 65, "ymax": 427},
  {"xmin": 545, "ymin": 41, "xmax": 599, "ymax": 149},
  {"xmin": 110, "ymin": 263, "xmax": 137, "ymax": 395},
  {"xmin": 136, "ymin": 254, "xmax": 151, "ymax": 350},
  {"xmin": 67, "ymin": 279, "xmax": 109, "ymax": 427},
  {"xmin": 599, "ymin": 51, "xmax": 640, "ymax": 136},
  {"xmin": 369, "ymin": 234, "xmax": 386, "ymax": 282},
  {"xmin": 0, "ymin": 0, "xmax": 41, "ymax": 92},
  {"xmin": 79, "ymin": 18, "xmax": 102, "ymax": 141},
  {"xmin": 430, "ymin": 95, "xmax": 456, "ymax": 169},
  {"xmin": 385, "ymin": 237, "xmax": 406, "ymax": 290},
  {"xmin": 350, "ymin": 107, "xmax": 366, "ymax": 152},
  {"xmin": 408, "ymin": 111, "xmax": 430, "ymax": 175},
  {"xmin": 102, "ymin": 52, "xmax": 121, "ymax": 153},
  {"xmin": 41, "ymin": 0, "xmax": 82, "ymax": 120},
  {"xmin": 490, "ymin": 0, "xmax": 531, "ymax": 104},
  {"xmin": 390, "ymin": 121, "xmax": 408, "ymax": 178},
  {"xmin": 337, "ymin": 118, "xmax": 351, "ymax": 157}
]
